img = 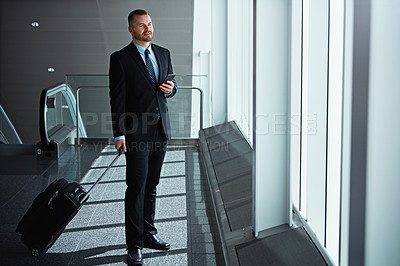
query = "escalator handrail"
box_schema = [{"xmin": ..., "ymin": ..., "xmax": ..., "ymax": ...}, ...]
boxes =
[
  {"xmin": 0, "ymin": 104, "xmax": 23, "ymax": 144},
  {"xmin": 39, "ymin": 87, "xmax": 54, "ymax": 146},
  {"xmin": 39, "ymin": 83, "xmax": 87, "ymax": 147}
]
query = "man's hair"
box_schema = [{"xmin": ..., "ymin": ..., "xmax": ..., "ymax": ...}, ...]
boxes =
[{"xmin": 128, "ymin": 9, "xmax": 149, "ymax": 27}]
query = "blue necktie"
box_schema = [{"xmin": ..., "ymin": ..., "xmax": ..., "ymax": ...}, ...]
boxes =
[{"xmin": 145, "ymin": 49, "xmax": 156, "ymax": 88}]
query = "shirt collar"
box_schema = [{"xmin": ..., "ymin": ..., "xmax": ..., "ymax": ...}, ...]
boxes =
[{"xmin": 132, "ymin": 41, "xmax": 152, "ymax": 56}]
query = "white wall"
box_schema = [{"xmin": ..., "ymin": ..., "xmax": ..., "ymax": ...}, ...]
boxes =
[
  {"xmin": 325, "ymin": 0, "xmax": 344, "ymax": 262},
  {"xmin": 289, "ymin": 0, "xmax": 302, "ymax": 215},
  {"xmin": 227, "ymin": 0, "xmax": 253, "ymax": 141},
  {"xmin": 253, "ymin": 0, "xmax": 291, "ymax": 235},
  {"xmin": 212, "ymin": 0, "xmax": 228, "ymax": 125},
  {"xmin": 192, "ymin": 0, "xmax": 212, "ymax": 128},
  {"xmin": 339, "ymin": 0, "xmax": 354, "ymax": 264},
  {"xmin": 341, "ymin": 0, "xmax": 400, "ymax": 265},
  {"xmin": 193, "ymin": 0, "xmax": 255, "ymax": 132},
  {"xmin": 302, "ymin": 0, "xmax": 329, "ymax": 242},
  {"xmin": 193, "ymin": 0, "xmax": 227, "ymax": 128},
  {"xmin": 293, "ymin": 2, "xmax": 344, "ymax": 263},
  {"xmin": 365, "ymin": 1, "xmax": 400, "ymax": 265}
]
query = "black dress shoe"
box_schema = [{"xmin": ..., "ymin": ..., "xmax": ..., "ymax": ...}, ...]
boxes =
[
  {"xmin": 143, "ymin": 235, "xmax": 170, "ymax": 250},
  {"xmin": 127, "ymin": 248, "xmax": 143, "ymax": 265}
]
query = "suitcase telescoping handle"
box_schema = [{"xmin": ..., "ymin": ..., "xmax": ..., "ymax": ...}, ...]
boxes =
[{"xmin": 81, "ymin": 149, "xmax": 123, "ymax": 203}]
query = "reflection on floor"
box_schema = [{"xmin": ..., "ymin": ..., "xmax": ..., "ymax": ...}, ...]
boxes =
[{"xmin": 0, "ymin": 144, "xmax": 224, "ymax": 265}]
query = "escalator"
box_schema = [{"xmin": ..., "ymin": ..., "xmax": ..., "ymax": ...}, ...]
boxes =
[
  {"xmin": 36, "ymin": 83, "xmax": 86, "ymax": 158},
  {"xmin": 0, "ymin": 83, "xmax": 87, "ymax": 175},
  {"xmin": 0, "ymin": 105, "xmax": 41, "ymax": 174}
]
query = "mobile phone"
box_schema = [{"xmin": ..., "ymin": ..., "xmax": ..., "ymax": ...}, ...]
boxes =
[{"xmin": 162, "ymin": 74, "xmax": 175, "ymax": 84}]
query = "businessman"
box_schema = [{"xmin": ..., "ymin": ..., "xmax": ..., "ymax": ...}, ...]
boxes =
[{"xmin": 109, "ymin": 9, "xmax": 177, "ymax": 265}]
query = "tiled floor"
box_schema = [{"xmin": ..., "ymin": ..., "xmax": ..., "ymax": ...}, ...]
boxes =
[{"xmin": 0, "ymin": 145, "xmax": 224, "ymax": 265}]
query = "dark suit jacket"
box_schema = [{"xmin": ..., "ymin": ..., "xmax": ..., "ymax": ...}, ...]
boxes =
[{"xmin": 109, "ymin": 42, "xmax": 177, "ymax": 142}]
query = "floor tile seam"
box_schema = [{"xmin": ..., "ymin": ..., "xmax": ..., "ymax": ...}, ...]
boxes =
[
  {"xmin": 160, "ymin": 175, "xmax": 186, "ymax": 180},
  {"xmin": 67, "ymin": 161, "xmax": 120, "ymax": 265},
  {"xmin": 158, "ymin": 185, "xmax": 186, "ymax": 193},
  {"xmin": 154, "ymin": 151, "xmax": 185, "ymax": 262},
  {"xmin": 155, "ymin": 155, "xmax": 187, "ymax": 227},
  {"xmin": 79, "ymin": 150, "xmax": 121, "ymax": 183},
  {"xmin": 157, "ymin": 192, "xmax": 187, "ymax": 200},
  {"xmin": 112, "ymin": 222, "xmax": 125, "ymax": 257},
  {"xmin": 94, "ymin": 165, "xmax": 125, "ymax": 216},
  {"xmin": 163, "ymin": 160, "xmax": 186, "ymax": 164},
  {"xmin": 157, "ymin": 188, "xmax": 187, "ymax": 196},
  {"xmin": 159, "ymin": 176, "xmax": 186, "ymax": 182},
  {"xmin": 89, "ymin": 161, "xmax": 123, "ymax": 203},
  {"xmin": 80, "ymin": 179, "xmax": 126, "ymax": 187},
  {"xmin": 0, "ymin": 174, "xmax": 41, "ymax": 209},
  {"xmin": 162, "ymin": 170, "xmax": 186, "ymax": 177},
  {"xmin": 163, "ymin": 162, "xmax": 186, "ymax": 168},
  {"xmin": 182, "ymin": 149, "xmax": 195, "ymax": 266}
]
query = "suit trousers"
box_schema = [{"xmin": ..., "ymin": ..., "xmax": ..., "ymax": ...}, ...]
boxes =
[{"xmin": 124, "ymin": 120, "xmax": 167, "ymax": 249}]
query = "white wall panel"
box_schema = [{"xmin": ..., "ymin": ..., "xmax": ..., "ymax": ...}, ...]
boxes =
[
  {"xmin": 340, "ymin": 0, "xmax": 354, "ymax": 264},
  {"xmin": 227, "ymin": 0, "xmax": 253, "ymax": 141},
  {"xmin": 325, "ymin": 1, "xmax": 344, "ymax": 264},
  {"xmin": 211, "ymin": 0, "xmax": 228, "ymax": 126},
  {"xmin": 302, "ymin": 0, "xmax": 329, "ymax": 243},
  {"xmin": 365, "ymin": 1, "xmax": 400, "ymax": 265},
  {"xmin": 192, "ymin": 0, "xmax": 212, "ymax": 129},
  {"xmin": 253, "ymin": 0, "xmax": 290, "ymax": 234},
  {"xmin": 290, "ymin": 0, "xmax": 302, "ymax": 215}
]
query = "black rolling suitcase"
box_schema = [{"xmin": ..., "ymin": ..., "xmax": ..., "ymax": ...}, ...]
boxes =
[{"xmin": 15, "ymin": 152, "xmax": 121, "ymax": 257}]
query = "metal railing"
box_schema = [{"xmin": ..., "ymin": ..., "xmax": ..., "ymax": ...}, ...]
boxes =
[
  {"xmin": 177, "ymin": 86, "xmax": 203, "ymax": 130},
  {"xmin": 69, "ymin": 74, "xmax": 206, "ymax": 145},
  {"xmin": 75, "ymin": 86, "xmax": 109, "ymax": 145},
  {"xmin": 74, "ymin": 86, "xmax": 203, "ymax": 145}
]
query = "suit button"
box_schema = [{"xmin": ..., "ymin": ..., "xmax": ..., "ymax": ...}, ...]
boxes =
[{"xmin": 156, "ymin": 107, "xmax": 159, "ymax": 111}]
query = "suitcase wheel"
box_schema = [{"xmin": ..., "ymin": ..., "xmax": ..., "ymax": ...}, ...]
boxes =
[{"xmin": 31, "ymin": 248, "xmax": 40, "ymax": 257}]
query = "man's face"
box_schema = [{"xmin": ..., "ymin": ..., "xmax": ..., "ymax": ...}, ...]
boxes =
[{"xmin": 129, "ymin": 14, "xmax": 153, "ymax": 42}]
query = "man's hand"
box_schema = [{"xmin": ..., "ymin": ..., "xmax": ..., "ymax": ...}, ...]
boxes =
[
  {"xmin": 159, "ymin": 80, "xmax": 174, "ymax": 94},
  {"xmin": 115, "ymin": 139, "xmax": 127, "ymax": 154}
]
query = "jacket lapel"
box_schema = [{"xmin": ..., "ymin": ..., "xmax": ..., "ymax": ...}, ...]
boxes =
[{"xmin": 127, "ymin": 42, "xmax": 156, "ymax": 91}]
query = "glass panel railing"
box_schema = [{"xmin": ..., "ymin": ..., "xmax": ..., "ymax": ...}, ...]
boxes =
[
  {"xmin": 66, "ymin": 75, "xmax": 111, "ymax": 142},
  {"xmin": 162, "ymin": 75, "xmax": 206, "ymax": 139},
  {"xmin": 168, "ymin": 85, "xmax": 203, "ymax": 138},
  {"xmin": 66, "ymin": 74, "xmax": 207, "ymax": 143},
  {"xmin": 78, "ymin": 87, "xmax": 112, "ymax": 138},
  {"xmin": 0, "ymin": 104, "xmax": 22, "ymax": 144}
]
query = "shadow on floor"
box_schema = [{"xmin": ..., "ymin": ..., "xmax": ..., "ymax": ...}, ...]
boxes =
[
  {"xmin": 2, "ymin": 243, "xmax": 127, "ymax": 265},
  {"xmin": 11, "ymin": 245, "xmax": 188, "ymax": 265}
]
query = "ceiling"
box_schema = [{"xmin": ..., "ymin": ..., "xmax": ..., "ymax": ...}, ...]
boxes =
[{"xmin": 0, "ymin": 0, "xmax": 193, "ymax": 143}]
